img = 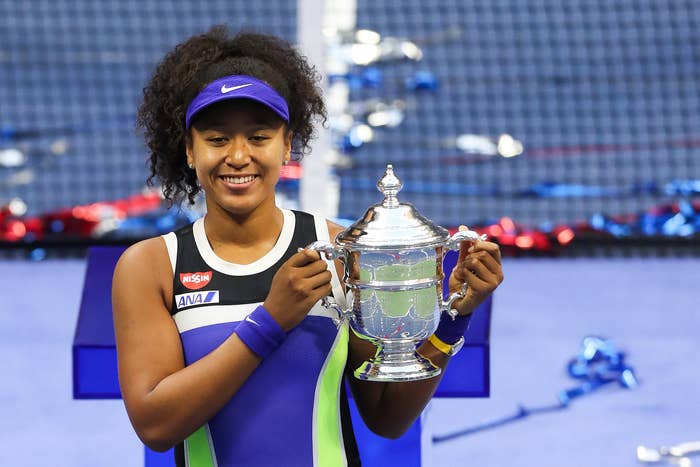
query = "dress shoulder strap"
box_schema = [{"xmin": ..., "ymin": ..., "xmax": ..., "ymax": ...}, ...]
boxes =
[{"xmin": 310, "ymin": 213, "xmax": 347, "ymax": 309}]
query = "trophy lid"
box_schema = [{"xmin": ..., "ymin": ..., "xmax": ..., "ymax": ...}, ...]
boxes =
[{"xmin": 335, "ymin": 164, "xmax": 450, "ymax": 249}]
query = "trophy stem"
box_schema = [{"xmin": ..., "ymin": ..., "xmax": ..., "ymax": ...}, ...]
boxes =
[{"xmin": 354, "ymin": 339, "xmax": 441, "ymax": 382}]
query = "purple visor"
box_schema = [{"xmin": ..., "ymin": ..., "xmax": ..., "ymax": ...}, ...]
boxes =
[{"xmin": 185, "ymin": 75, "xmax": 289, "ymax": 129}]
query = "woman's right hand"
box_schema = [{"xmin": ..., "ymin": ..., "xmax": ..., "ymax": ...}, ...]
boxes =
[{"xmin": 263, "ymin": 249, "xmax": 333, "ymax": 331}]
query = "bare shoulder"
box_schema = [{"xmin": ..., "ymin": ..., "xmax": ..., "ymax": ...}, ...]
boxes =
[
  {"xmin": 114, "ymin": 236, "xmax": 171, "ymax": 284},
  {"xmin": 326, "ymin": 219, "xmax": 346, "ymax": 239},
  {"xmin": 113, "ymin": 236, "xmax": 173, "ymax": 309},
  {"xmin": 116, "ymin": 236, "xmax": 169, "ymax": 269}
]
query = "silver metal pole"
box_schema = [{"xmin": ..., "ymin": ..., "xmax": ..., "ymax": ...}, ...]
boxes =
[{"xmin": 297, "ymin": 0, "xmax": 356, "ymax": 218}]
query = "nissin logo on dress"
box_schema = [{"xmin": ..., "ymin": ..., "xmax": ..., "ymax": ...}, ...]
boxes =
[
  {"xmin": 175, "ymin": 291, "xmax": 220, "ymax": 309},
  {"xmin": 180, "ymin": 271, "xmax": 213, "ymax": 290}
]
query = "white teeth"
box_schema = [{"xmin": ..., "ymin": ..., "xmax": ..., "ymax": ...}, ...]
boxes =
[{"xmin": 222, "ymin": 175, "xmax": 255, "ymax": 184}]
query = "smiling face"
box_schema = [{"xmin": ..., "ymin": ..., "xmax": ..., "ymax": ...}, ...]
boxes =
[{"xmin": 186, "ymin": 99, "xmax": 292, "ymax": 220}]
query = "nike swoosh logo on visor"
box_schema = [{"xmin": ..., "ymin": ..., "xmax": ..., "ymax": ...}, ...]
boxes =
[{"xmin": 221, "ymin": 83, "xmax": 254, "ymax": 94}]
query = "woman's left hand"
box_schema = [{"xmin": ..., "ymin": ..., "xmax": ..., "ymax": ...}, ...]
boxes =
[{"xmin": 448, "ymin": 225, "xmax": 504, "ymax": 316}]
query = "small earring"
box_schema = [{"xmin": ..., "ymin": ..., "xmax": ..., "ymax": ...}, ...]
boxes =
[{"xmin": 188, "ymin": 163, "xmax": 194, "ymax": 169}]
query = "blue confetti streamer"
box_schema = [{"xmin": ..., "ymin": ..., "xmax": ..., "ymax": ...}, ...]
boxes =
[{"xmin": 432, "ymin": 336, "xmax": 638, "ymax": 444}]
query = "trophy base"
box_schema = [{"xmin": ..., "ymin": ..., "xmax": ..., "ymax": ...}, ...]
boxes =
[{"xmin": 354, "ymin": 350, "xmax": 441, "ymax": 382}]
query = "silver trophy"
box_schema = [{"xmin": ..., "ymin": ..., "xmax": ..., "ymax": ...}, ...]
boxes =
[{"xmin": 307, "ymin": 164, "xmax": 485, "ymax": 382}]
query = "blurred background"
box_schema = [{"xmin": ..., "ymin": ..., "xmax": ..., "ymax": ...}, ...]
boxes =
[
  {"xmin": 2, "ymin": 0, "xmax": 700, "ymax": 252},
  {"xmin": 1, "ymin": 0, "xmax": 698, "ymax": 466}
]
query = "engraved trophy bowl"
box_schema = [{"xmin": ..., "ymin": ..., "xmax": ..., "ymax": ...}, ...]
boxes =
[{"xmin": 307, "ymin": 164, "xmax": 486, "ymax": 382}]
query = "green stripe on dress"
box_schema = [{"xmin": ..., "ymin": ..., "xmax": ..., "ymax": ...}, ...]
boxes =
[
  {"xmin": 315, "ymin": 324, "xmax": 350, "ymax": 466},
  {"xmin": 185, "ymin": 425, "xmax": 215, "ymax": 467}
]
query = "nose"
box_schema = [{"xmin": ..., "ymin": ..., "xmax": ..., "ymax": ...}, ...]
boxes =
[{"xmin": 225, "ymin": 137, "xmax": 251, "ymax": 167}]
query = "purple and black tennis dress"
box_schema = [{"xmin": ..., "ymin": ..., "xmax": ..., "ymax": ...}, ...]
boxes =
[{"xmin": 161, "ymin": 209, "xmax": 361, "ymax": 466}]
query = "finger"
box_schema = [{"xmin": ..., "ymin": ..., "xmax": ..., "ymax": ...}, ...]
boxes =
[
  {"xmin": 297, "ymin": 258, "xmax": 330, "ymax": 278},
  {"xmin": 453, "ymin": 255, "xmax": 501, "ymax": 295},
  {"xmin": 288, "ymin": 249, "xmax": 322, "ymax": 267},
  {"xmin": 470, "ymin": 241, "xmax": 501, "ymax": 263},
  {"xmin": 452, "ymin": 265, "xmax": 468, "ymax": 283},
  {"xmin": 462, "ymin": 268, "xmax": 491, "ymax": 294},
  {"xmin": 303, "ymin": 278, "xmax": 334, "ymax": 303},
  {"xmin": 309, "ymin": 282, "xmax": 334, "ymax": 305},
  {"xmin": 456, "ymin": 225, "xmax": 475, "ymax": 263},
  {"xmin": 305, "ymin": 269, "xmax": 333, "ymax": 289},
  {"xmin": 467, "ymin": 250, "xmax": 502, "ymax": 277},
  {"xmin": 464, "ymin": 258, "xmax": 498, "ymax": 286}
]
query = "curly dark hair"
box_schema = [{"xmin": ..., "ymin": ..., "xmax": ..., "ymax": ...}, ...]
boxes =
[{"xmin": 137, "ymin": 26, "xmax": 327, "ymax": 204}]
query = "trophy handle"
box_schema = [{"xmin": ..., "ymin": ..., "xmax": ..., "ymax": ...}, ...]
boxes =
[
  {"xmin": 442, "ymin": 283, "xmax": 468, "ymax": 320},
  {"xmin": 322, "ymin": 296, "xmax": 353, "ymax": 327},
  {"xmin": 442, "ymin": 230, "xmax": 487, "ymax": 319},
  {"xmin": 445, "ymin": 229, "xmax": 488, "ymax": 251},
  {"xmin": 304, "ymin": 240, "xmax": 347, "ymax": 261},
  {"xmin": 304, "ymin": 241, "xmax": 351, "ymax": 326}
]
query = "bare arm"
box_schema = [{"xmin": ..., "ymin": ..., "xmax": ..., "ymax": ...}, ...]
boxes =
[
  {"xmin": 327, "ymin": 221, "xmax": 503, "ymax": 438},
  {"xmin": 113, "ymin": 238, "xmax": 262, "ymax": 451},
  {"xmin": 113, "ymin": 238, "xmax": 331, "ymax": 451},
  {"xmin": 345, "ymin": 329, "xmax": 451, "ymax": 438}
]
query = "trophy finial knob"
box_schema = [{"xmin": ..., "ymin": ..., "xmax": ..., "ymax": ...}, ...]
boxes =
[{"xmin": 377, "ymin": 164, "xmax": 402, "ymax": 208}]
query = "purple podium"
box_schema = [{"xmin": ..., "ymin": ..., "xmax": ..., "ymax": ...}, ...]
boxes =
[{"xmin": 73, "ymin": 246, "xmax": 491, "ymax": 466}]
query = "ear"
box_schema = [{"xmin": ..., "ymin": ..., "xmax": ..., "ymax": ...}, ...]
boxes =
[
  {"xmin": 284, "ymin": 131, "xmax": 293, "ymax": 163},
  {"xmin": 185, "ymin": 133, "xmax": 194, "ymax": 167}
]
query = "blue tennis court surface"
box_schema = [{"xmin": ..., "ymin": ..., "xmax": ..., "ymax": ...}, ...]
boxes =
[{"xmin": 1, "ymin": 257, "xmax": 697, "ymax": 466}]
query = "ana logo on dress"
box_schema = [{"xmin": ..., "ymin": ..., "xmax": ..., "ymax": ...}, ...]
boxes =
[
  {"xmin": 175, "ymin": 291, "xmax": 220, "ymax": 310},
  {"xmin": 180, "ymin": 271, "xmax": 212, "ymax": 290}
]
